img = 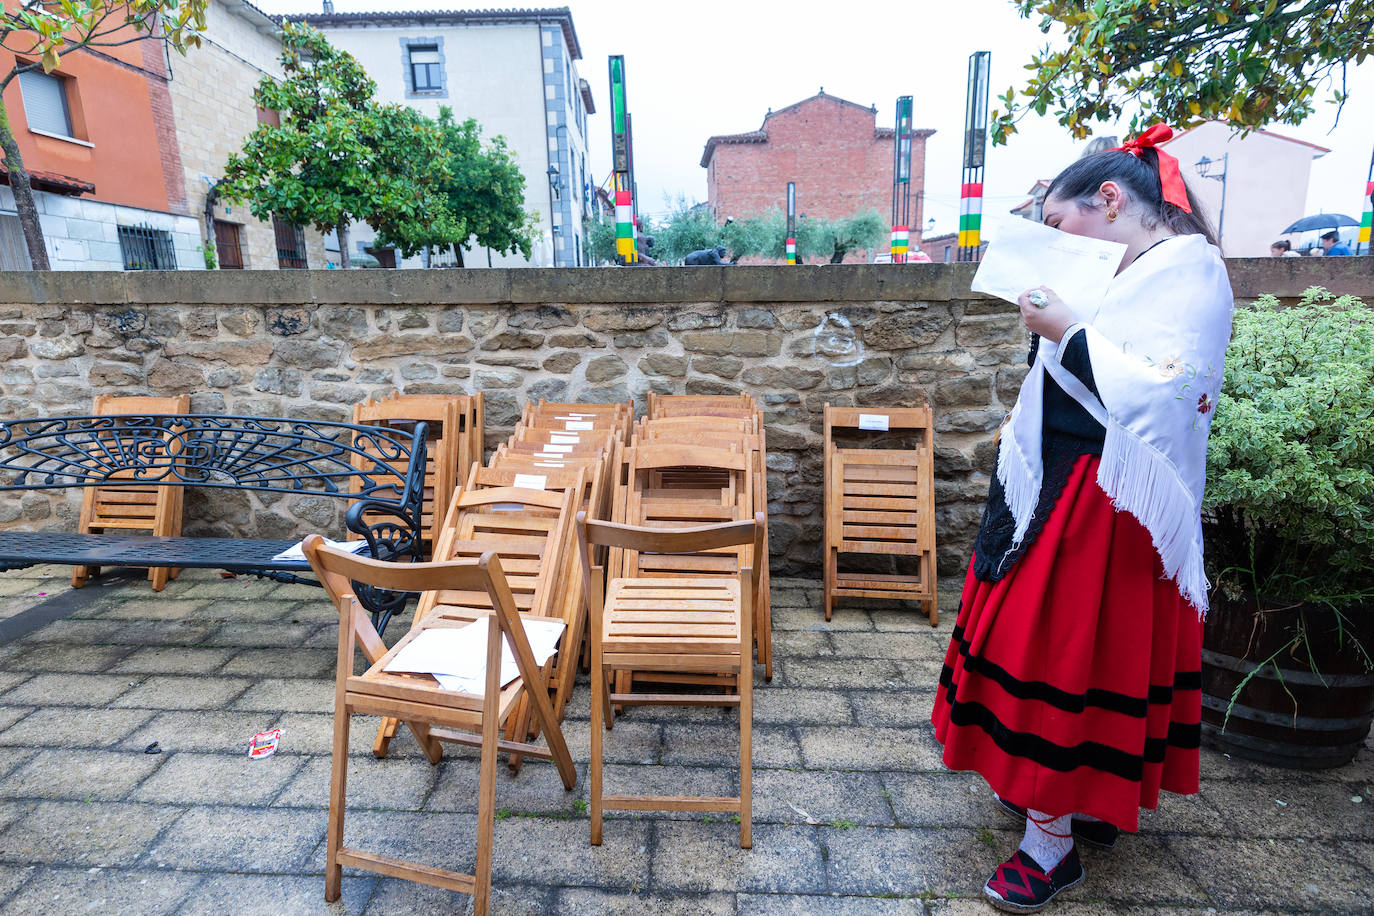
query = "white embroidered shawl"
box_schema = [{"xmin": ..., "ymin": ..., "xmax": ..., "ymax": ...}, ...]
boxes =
[{"xmin": 996, "ymin": 233, "xmax": 1234, "ymax": 615}]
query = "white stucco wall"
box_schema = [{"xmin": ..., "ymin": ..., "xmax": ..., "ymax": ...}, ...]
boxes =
[
  {"xmin": 1162, "ymin": 122, "xmax": 1325, "ymax": 257},
  {"xmin": 319, "ymin": 20, "xmax": 589, "ymax": 268}
]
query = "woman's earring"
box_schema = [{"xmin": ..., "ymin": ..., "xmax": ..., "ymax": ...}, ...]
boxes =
[{"xmin": 1106, "ymin": 208, "xmax": 1118, "ymax": 222}]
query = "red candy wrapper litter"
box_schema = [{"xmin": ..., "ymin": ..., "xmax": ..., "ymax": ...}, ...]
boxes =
[{"xmin": 248, "ymin": 728, "xmax": 282, "ymax": 759}]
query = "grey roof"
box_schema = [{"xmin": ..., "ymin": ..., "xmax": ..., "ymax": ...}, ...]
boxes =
[{"xmin": 284, "ymin": 7, "xmax": 582, "ymax": 59}]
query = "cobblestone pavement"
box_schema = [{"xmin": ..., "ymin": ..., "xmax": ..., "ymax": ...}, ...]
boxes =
[{"xmin": 0, "ymin": 564, "xmax": 1370, "ymax": 915}]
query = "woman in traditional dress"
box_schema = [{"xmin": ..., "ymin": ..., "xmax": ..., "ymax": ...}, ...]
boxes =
[{"xmin": 930, "ymin": 124, "xmax": 1234, "ymax": 912}]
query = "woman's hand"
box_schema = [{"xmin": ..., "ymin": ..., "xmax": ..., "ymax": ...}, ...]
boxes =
[{"xmin": 1017, "ymin": 287, "xmax": 1076, "ymax": 342}]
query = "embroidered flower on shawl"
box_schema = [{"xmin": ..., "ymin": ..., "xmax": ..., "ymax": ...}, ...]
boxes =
[
  {"xmin": 1158, "ymin": 357, "xmax": 1186, "ymax": 377},
  {"xmin": 1197, "ymin": 393, "xmax": 1212, "ymax": 414}
]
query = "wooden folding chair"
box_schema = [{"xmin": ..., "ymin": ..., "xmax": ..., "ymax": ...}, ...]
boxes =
[
  {"xmin": 576, "ymin": 512, "xmax": 765, "ymax": 848},
  {"xmin": 72, "ymin": 393, "xmax": 191, "ymax": 591},
  {"xmin": 305, "ymin": 538, "xmax": 576, "ymax": 913},
  {"xmin": 823, "ymin": 404, "xmax": 938, "ymax": 625}
]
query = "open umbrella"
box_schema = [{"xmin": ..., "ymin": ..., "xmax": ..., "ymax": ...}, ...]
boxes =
[{"xmin": 1281, "ymin": 213, "xmax": 1359, "ymax": 234}]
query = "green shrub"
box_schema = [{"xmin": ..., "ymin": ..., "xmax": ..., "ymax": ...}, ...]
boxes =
[{"xmin": 1203, "ymin": 287, "xmax": 1374, "ymax": 609}]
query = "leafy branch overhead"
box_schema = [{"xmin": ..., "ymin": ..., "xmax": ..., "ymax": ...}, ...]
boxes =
[{"xmin": 991, "ymin": 0, "xmax": 1374, "ymax": 145}]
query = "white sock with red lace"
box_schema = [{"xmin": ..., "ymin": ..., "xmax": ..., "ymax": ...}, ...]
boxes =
[{"xmin": 1020, "ymin": 809, "xmax": 1073, "ymax": 870}]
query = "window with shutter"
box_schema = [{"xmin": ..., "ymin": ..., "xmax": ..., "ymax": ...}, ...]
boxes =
[
  {"xmin": 214, "ymin": 220, "xmax": 244, "ymax": 269},
  {"xmin": 0, "ymin": 214, "xmax": 31, "ymax": 270},
  {"xmin": 18, "ymin": 70, "xmax": 73, "ymax": 138}
]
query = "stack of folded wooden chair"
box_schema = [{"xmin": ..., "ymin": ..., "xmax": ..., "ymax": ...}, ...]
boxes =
[{"xmin": 574, "ymin": 392, "xmax": 771, "ymax": 848}]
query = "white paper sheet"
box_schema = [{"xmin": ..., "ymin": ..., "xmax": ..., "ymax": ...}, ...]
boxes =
[
  {"xmin": 549, "ymin": 433, "xmax": 581, "ymax": 444},
  {"xmin": 564, "ymin": 421, "xmax": 595, "ymax": 431},
  {"xmin": 383, "ymin": 617, "xmax": 566, "ymax": 695},
  {"xmin": 539, "ymin": 443, "xmax": 574, "ymax": 453},
  {"xmin": 858, "ymin": 413, "xmax": 889, "ymax": 431},
  {"xmin": 970, "ymin": 218, "xmax": 1126, "ymax": 315},
  {"xmin": 271, "ymin": 537, "xmax": 368, "ymax": 563},
  {"xmin": 512, "ymin": 474, "xmax": 547, "ymax": 490}
]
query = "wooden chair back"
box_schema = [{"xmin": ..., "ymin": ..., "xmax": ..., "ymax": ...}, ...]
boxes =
[{"xmin": 72, "ymin": 393, "xmax": 191, "ymax": 591}]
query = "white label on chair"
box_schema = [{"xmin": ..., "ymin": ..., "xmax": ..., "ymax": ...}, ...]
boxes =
[
  {"xmin": 513, "ymin": 474, "xmax": 547, "ymax": 490},
  {"xmin": 564, "ymin": 420, "xmax": 595, "ymax": 431},
  {"xmin": 858, "ymin": 413, "xmax": 890, "ymax": 431},
  {"xmin": 533, "ymin": 452, "xmax": 568, "ymax": 461},
  {"xmin": 534, "ymin": 461, "xmax": 563, "ymax": 468},
  {"xmin": 539, "ymin": 443, "xmax": 574, "ymax": 453},
  {"xmin": 549, "ymin": 433, "xmax": 580, "ymax": 444}
]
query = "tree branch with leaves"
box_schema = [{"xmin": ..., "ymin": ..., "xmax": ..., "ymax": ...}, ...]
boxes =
[
  {"xmin": 0, "ymin": 0, "xmax": 208, "ymax": 269},
  {"xmin": 991, "ymin": 0, "xmax": 1374, "ymax": 146}
]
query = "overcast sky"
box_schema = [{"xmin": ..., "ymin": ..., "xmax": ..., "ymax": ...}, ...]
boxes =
[{"xmin": 259, "ymin": 0, "xmax": 1374, "ymax": 238}]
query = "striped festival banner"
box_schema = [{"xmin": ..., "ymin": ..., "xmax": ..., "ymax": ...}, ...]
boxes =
[
  {"xmin": 615, "ymin": 188, "xmax": 635, "ymax": 261},
  {"xmin": 890, "ymin": 225, "xmax": 909, "ymax": 262},
  {"xmin": 786, "ymin": 237, "xmax": 797, "ymax": 265},
  {"xmin": 958, "ymin": 183, "xmax": 983, "ymax": 250}
]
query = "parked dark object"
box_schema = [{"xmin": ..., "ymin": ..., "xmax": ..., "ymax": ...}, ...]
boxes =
[
  {"xmin": 1201, "ymin": 592, "xmax": 1374, "ymax": 769},
  {"xmin": 0, "ymin": 414, "xmax": 428, "ymax": 632},
  {"xmin": 684, "ymin": 246, "xmax": 729, "ymax": 265}
]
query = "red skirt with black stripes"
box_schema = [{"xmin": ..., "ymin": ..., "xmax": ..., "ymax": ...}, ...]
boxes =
[{"xmin": 931, "ymin": 454, "xmax": 1202, "ymax": 832}]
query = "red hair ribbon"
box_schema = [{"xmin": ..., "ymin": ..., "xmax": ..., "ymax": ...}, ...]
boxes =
[{"xmin": 1110, "ymin": 123, "xmax": 1192, "ymax": 213}]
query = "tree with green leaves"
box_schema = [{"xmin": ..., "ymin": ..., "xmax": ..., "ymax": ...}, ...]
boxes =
[
  {"xmin": 991, "ymin": 1, "xmax": 1374, "ymax": 145},
  {"xmin": 219, "ymin": 23, "xmax": 458, "ymax": 268},
  {"xmin": 0, "ymin": 0, "xmax": 208, "ymax": 269},
  {"xmin": 429, "ymin": 107, "xmax": 535, "ymax": 266}
]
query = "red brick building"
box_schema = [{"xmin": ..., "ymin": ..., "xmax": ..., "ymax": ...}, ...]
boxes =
[{"xmin": 701, "ymin": 90, "xmax": 934, "ymax": 259}]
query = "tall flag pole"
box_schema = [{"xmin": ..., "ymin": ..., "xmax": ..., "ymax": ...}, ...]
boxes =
[
  {"xmin": 890, "ymin": 95, "xmax": 913, "ymax": 263},
  {"xmin": 608, "ymin": 55, "xmax": 636, "ymax": 264},
  {"xmin": 1360, "ymin": 146, "xmax": 1373, "ymax": 256},
  {"xmin": 959, "ymin": 51, "xmax": 991, "ymax": 262},
  {"xmin": 786, "ymin": 182, "xmax": 797, "ymax": 264}
]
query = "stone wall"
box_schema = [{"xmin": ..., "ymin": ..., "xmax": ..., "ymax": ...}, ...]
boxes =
[{"xmin": 1, "ymin": 259, "xmax": 1369, "ymax": 578}]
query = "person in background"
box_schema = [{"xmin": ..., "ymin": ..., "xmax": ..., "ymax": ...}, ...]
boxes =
[
  {"xmin": 1270, "ymin": 240, "xmax": 1300, "ymax": 258},
  {"xmin": 931, "ymin": 124, "xmax": 1234, "ymax": 912},
  {"xmin": 1321, "ymin": 231, "xmax": 1352, "ymax": 256}
]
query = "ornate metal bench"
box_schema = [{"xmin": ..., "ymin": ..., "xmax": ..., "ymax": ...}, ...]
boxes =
[{"xmin": 0, "ymin": 414, "xmax": 428, "ymax": 632}]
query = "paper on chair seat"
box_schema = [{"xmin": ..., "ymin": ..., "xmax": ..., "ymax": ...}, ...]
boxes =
[
  {"xmin": 383, "ymin": 617, "xmax": 566, "ymax": 695},
  {"xmin": 272, "ymin": 538, "xmax": 368, "ymax": 563},
  {"xmin": 970, "ymin": 217, "xmax": 1126, "ymax": 315}
]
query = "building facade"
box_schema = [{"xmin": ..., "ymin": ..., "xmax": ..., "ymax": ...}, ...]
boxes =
[
  {"xmin": 701, "ymin": 90, "xmax": 934, "ymax": 261},
  {"xmin": 303, "ymin": 6, "xmax": 593, "ymax": 268},
  {"xmin": 166, "ymin": 0, "xmax": 329, "ymax": 271},
  {"xmin": 0, "ymin": 26, "xmax": 201, "ymax": 269}
]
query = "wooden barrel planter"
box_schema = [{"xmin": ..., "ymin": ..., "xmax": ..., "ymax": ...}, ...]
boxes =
[{"xmin": 1201, "ymin": 595, "xmax": 1374, "ymax": 769}]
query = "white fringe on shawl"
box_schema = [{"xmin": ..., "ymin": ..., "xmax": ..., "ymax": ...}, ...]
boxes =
[{"xmin": 996, "ymin": 233, "xmax": 1234, "ymax": 618}]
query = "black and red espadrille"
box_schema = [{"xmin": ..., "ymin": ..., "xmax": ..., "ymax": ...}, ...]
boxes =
[
  {"xmin": 982, "ymin": 847, "xmax": 1084, "ymax": 913},
  {"xmin": 993, "ymin": 795, "xmax": 1120, "ymax": 850}
]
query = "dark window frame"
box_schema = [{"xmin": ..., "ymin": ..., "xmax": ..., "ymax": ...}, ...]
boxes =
[
  {"xmin": 117, "ymin": 224, "xmax": 177, "ymax": 271},
  {"xmin": 214, "ymin": 219, "xmax": 244, "ymax": 269},
  {"xmin": 273, "ymin": 216, "xmax": 308, "ymax": 269}
]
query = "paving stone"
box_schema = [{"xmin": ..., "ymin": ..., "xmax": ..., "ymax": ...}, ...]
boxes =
[
  {"xmin": 769, "ymin": 630, "xmax": 834, "ymax": 657},
  {"xmin": 754, "ymin": 689, "xmax": 853, "ymax": 725},
  {"xmin": 10, "ymin": 618, "xmax": 124, "ymax": 644},
  {"xmin": 109, "ymin": 619, "xmax": 225, "ymax": 646},
  {"xmin": 561, "ymin": 719, "xmax": 662, "ymax": 765},
  {"xmin": 0, "ymin": 670, "xmax": 31, "ymax": 693},
  {"xmin": 599, "ymin": 764, "xmax": 737, "ymax": 820},
  {"xmin": 426, "ymin": 755, "xmax": 584, "ymax": 816},
  {"xmin": 112, "ymin": 675, "xmax": 252, "ymax": 710},
  {"xmin": 203, "ymin": 622, "xmax": 317, "ymax": 648},
  {"xmin": 823, "ymin": 825, "xmax": 996, "ymax": 896},
  {"xmin": 777, "ymin": 658, "xmax": 903, "ymax": 690},
  {"xmin": 232, "ymin": 677, "xmax": 335, "ymax": 713},
  {"xmin": 108, "ymin": 646, "xmax": 239, "ymax": 675},
  {"xmin": 0, "ymin": 747, "xmax": 165, "ymax": 802},
  {"xmin": 772, "ymin": 602, "xmax": 872, "ymax": 632},
  {"xmin": 276, "ymin": 754, "xmax": 437, "ymax": 811},
  {"xmin": 850, "ymin": 690, "xmax": 936, "ymax": 727},
  {"xmin": 752, "ymin": 768, "xmax": 894, "ymax": 827},
  {"xmin": 881, "ymin": 772, "xmax": 1002, "ymax": 827},
  {"xmin": 8, "ymin": 643, "xmax": 133, "ymax": 672},
  {"xmin": 0, "ymin": 706, "xmax": 32, "ymax": 735},
  {"xmin": 178, "ymin": 873, "xmax": 374, "ymax": 916},
  {"xmin": 828, "ymin": 632, "xmax": 948, "ymax": 660},
  {"xmin": 4, "ymin": 673, "xmax": 140, "ymax": 707},
  {"xmin": 799, "ymin": 726, "xmax": 944, "ymax": 771},
  {"xmin": 651, "ymin": 822, "xmax": 827, "ymax": 894},
  {"xmin": 132, "ymin": 751, "xmax": 304, "ymax": 805},
  {"xmin": 0, "ymin": 864, "xmax": 36, "ymax": 899},
  {"xmin": 557, "ymin": 887, "xmax": 735, "ymax": 914},
  {"xmin": 145, "ymin": 806, "xmax": 325, "ymax": 872},
  {"xmin": 0, "ymin": 707, "xmax": 154, "ymax": 749},
  {"xmin": 1140, "ymin": 784, "xmax": 1231, "ymax": 835},
  {"xmin": 0, "ymin": 801, "xmax": 183, "ymax": 866},
  {"xmin": 174, "ymin": 579, "xmax": 287, "ymax": 599},
  {"xmin": 4, "ymin": 866, "xmax": 202, "ymax": 915},
  {"xmin": 1193, "ymin": 776, "xmax": 1372, "ymax": 838},
  {"xmin": 869, "ymin": 608, "xmax": 952, "ymax": 632},
  {"xmin": 366, "ymin": 877, "xmax": 550, "ymax": 915},
  {"xmin": 222, "ymin": 647, "xmax": 333, "ymax": 678},
  {"xmin": 0, "ymin": 800, "xmax": 32, "ymax": 834},
  {"xmin": 738, "ymin": 893, "xmax": 927, "ymax": 914},
  {"xmin": 1073, "ymin": 833, "xmax": 1211, "ymax": 906},
  {"xmin": 1170, "ymin": 836, "xmax": 1368, "ymax": 909},
  {"xmin": 115, "ymin": 710, "xmax": 302, "ymax": 756},
  {"xmin": 493, "ymin": 816, "xmax": 652, "ymax": 888},
  {"xmin": 660, "ymin": 724, "xmax": 803, "ymax": 768},
  {"xmin": 100, "ymin": 599, "xmax": 212, "ymax": 621}
]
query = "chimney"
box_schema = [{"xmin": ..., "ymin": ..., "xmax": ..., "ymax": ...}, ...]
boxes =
[{"xmin": 322, "ymin": 0, "xmax": 334, "ymax": 13}]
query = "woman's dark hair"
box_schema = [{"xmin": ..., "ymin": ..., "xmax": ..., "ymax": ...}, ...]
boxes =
[
  {"xmin": 1271, "ymin": 239, "xmax": 1291, "ymax": 252},
  {"xmin": 1044, "ymin": 147, "xmax": 1219, "ymax": 247}
]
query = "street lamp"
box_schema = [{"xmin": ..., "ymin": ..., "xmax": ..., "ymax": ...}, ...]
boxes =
[{"xmin": 1193, "ymin": 153, "xmax": 1228, "ymax": 247}]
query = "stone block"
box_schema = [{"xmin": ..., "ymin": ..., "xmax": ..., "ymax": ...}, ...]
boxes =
[
  {"xmin": 691, "ymin": 356, "xmax": 743, "ymax": 379},
  {"xmin": 480, "ymin": 331, "xmax": 544, "ymax": 350},
  {"xmin": 508, "ymin": 304, "xmax": 577, "ymax": 328},
  {"xmin": 2, "ymin": 801, "xmax": 183, "ymax": 867},
  {"xmin": 582, "ymin": 307, "xmax": 664, "ymax": 331},
  {"xmin": 475, "ymin": 369, "xmax": 523, "ymax": 389},
  {"xmin": 543, "ymin": 351, "xmax": 582, "ymax": 374},
  {"xmin": 145, "ymin": 806, "xmax": 326, "ymax": 872},
  {"xmin": 0, "ymin": 748, "xmax": 164, "ymax": 802},
  {"xmin": 682, "ymin": 330, "xmax": 782, "ymax": 357},
  {"xmin": 546, "ymin": 331, "xmax": 606, "ymax": 349},
  {"xmin": 585, "ymin": 354, "xmax": 628, "ymax": 383}
]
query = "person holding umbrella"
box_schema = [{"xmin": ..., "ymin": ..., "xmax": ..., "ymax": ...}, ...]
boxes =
[{"xmin": 1321, "ymin": 230, "xmax": 1353, "ymax": 256}]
